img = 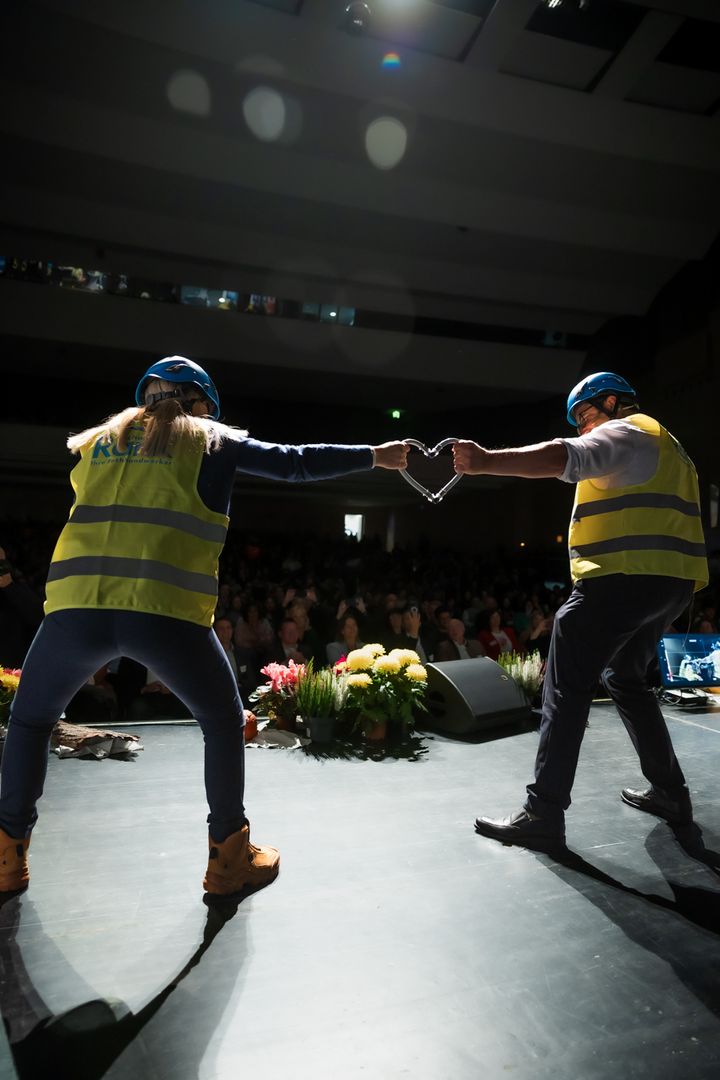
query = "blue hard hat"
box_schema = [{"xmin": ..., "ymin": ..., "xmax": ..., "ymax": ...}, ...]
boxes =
[
  {"xmin": 566, "ymin": 371, "xmax": 636, "ymax": 426},
  {"xmin": 135, "ymin": 356, "xmax": 221, "ymax": 419}
]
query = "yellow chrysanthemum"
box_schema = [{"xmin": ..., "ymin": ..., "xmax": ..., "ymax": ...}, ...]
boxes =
[
  {"xmin": 345, "ymin": 649, "xmax": 374, "ymax": 671},
  {"xmin": 0, "ymin": 673, "xmax": 20, "ymax": 692},
  {"xmin": 365, "ymin": 643, "xmax": 386, "ymax": 657},
  {"xmin": 404, "ymin": 664, "xmax": 427, "ymax": 683},
  {"xmin": 373, "ymin": 655, "xmax": 401, "ymax": 675},
  {"xmin": 388, "ymin": 648, "xmax": 420, "ymax": 667},
  {"xmin": 346, "ymin": 673, "xmax": 372, "ymax": 689}
]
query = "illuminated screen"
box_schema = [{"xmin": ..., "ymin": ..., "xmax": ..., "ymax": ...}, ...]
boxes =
[{"xmin": 656, "ymin": 634, "xmax": 720, "ymax": 688}]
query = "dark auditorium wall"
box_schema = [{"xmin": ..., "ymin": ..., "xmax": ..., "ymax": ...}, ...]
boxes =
[
  {"xmin": 3, "ymin": 475, "xmax": 573, "ymax": 563},
  {"xmin": 576, "ymin": 244, "xmax": 719, "ymax": 529},
  {"xmin": 2, "ymin": 247, "xmax": 717, "ymax": 564}
]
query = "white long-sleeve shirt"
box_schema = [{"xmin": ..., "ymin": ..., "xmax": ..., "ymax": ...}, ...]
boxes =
[{"xmin": 555, "ymin": 419, "xmax": 659, "ymax": 489}]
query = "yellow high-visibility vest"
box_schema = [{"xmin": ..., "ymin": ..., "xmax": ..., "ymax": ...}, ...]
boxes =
[
  {"xmin": 568, "ymin": 414, "xmax": 708, "ymax": 591},
  {"xmin": 45, "ymin": 425, "xmax": 228, "ymax": 626}
]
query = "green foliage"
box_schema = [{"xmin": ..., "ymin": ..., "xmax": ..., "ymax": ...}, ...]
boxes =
[
  {"xmin": 0, "ymin": 696, "xmax": 12, "ymax": 725},
  {"xmin": 295, "ymin": 665, "xmax": 338, "ymax": 719}
]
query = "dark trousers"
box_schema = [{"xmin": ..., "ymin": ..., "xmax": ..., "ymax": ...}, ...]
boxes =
[
  {"xmin": 0, "ymin": 610, "xmax": 247, "ymax": 841},
  {"xmin": 525, "ymin": 575, "xmax": 693, "ymax": 823}
]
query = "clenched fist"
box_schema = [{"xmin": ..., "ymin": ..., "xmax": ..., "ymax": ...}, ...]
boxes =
[
  {"xmin": 372, "ymin": 442, "xmax": 410, "ymax": 470},
  {"xmin": 452, "ymin": 441, "xmax": 489, "ymax": 475}
]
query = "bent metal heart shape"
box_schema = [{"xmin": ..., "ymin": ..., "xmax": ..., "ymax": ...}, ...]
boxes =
[{"xmin": 400, "ymin": 438, "xmax": 462, "ymax": 504}]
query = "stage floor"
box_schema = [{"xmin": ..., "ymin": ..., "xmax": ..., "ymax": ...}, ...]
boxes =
[{"xmin": 2, "ymin": 700, "xmax": 720, "ymax": 1079}]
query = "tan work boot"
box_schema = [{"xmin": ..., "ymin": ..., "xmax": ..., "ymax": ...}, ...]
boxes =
[
  {"xmin": 0, "ymin": 828, "xmax": 30, "ymax": 893},
  {"xmin": 203, "ymin": 823, "xmax": 279, "ymax": 898}
]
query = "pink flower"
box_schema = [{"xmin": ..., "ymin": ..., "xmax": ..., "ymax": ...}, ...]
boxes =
[
  {"xmin": 260, "ymin": 661, "xmax": 306, "ymax": 693},
  {"xmin": 260, "ymin": 662, "xmax": 285, "ymax": 692}
]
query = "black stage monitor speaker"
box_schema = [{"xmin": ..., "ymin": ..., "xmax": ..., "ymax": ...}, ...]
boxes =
[{"xmin": 423, "ymin": 658, "xmax": 532, "ymax": 735}]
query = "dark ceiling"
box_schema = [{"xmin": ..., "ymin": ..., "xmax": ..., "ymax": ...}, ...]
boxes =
[{"xmin": 1, "ymin": 0, "xmax": 719, "ymax": 459}]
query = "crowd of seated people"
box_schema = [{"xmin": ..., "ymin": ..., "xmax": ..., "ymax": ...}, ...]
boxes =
[
  {"xmin": 476, "ymin": 609, "xmax": 518, "ymax": 661},
  {"xmin": 436, "ymin": 619, "xmax": 485, "ymax": 662},
  {"xmin": 286, "ymin": 599, "xmax": 325, "ymax": 668},
  {"xmin": 1, "ymin": 523, "xmax": 718, "ymax": 722},
  {"xmin": 262, "ymin": 616, "xmax": 309, "ymax": 666},
  {"xmin": 326, "ymin": 610, "xmax": 365, "ymax": 667},
  {"xmin": 524, "ymin": 610, "xmax": 554, "ymax": 661}
]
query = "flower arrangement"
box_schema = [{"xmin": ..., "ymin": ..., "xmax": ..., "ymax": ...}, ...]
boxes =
[
  {"xmin": 0, "ymin": 667, "xmax": 21, "ymax": 725},
  {"xmin": 339, "ymin": 644, "xmax": 428, "ymax": 735},
  {"xmin": 295, "ymin": 663, "xmax": 340, "ymax": 721},
  {"xmin": 497, "ymin": 650, "xmax": 544, "ymax": 701},
  {"xmin": 250, "ymin": 659, "xmax": 306, "ymax": 729}
]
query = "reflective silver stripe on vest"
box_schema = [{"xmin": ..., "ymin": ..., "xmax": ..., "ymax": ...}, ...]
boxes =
[
  {"xmin": 570, "ymin": 535, "xmax": 706, "ymax": 559},
  {"xmin": 47, "ymin": 556, "xmax": 218, "ymax": 595},
  {"xmin": 573, "ymin": 492, "xmax": 701, "ymax": 521},
  {"xmin": 70, "ymin": 504, "xmax": 226, "ymax": 543}
]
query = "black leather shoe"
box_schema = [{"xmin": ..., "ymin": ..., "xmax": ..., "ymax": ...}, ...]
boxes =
[
  {"xmin": 620, "ymin": 785, "xmax": 692, "ymax": 825},
  {"xmin": 474, "ymin": 808, "xmax": 565, "ymax": 846}
]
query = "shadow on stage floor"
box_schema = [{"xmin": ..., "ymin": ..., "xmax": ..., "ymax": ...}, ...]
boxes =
[
  {"xmin": 3, "ymin": 899, "xmax": 241, "ymax": 1080},
  {"xmin": 531, "ymin": 822, "xmax": 720, "ymax": 1020},
  {"xmin": 2, "ymin": 701, "xmax": 720, "ymax": 1079}
]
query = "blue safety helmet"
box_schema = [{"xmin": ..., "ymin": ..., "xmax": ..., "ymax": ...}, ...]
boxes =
[
  {"xmin": 566, "ymin": 371, "xmax": 637, "ymax": 427},
  {"xmin": 135, "ymin": 356, "xmax": 221, "ymax": 419}
]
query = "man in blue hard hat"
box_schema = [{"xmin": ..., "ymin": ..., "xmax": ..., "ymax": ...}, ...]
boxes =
[{"xmin": 453, "ymin": 372, "xmax": 708, "ymax": 845}]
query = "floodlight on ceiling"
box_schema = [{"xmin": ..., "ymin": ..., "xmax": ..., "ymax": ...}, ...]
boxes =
[{"xmin": 542, "ymin": 0, "xmax": 590, "ymax": 9}]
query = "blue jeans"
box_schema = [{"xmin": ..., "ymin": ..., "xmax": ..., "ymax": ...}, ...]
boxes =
[
  {"xmin": 0, "ymin": 610, "xmax": 247, "ymax": 841},
  {"xmin": 525, "ymin": 575, "xmax": 693, "ymax": 823}
]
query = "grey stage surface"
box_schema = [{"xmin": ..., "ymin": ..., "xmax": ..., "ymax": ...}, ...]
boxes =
[{"xmin": 2, "ymin": 700, "xmax": 720, "ymax": 1079}]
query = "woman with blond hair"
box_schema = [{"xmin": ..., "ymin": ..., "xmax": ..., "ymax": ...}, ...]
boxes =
[{"xmin": 0, "ymin": 356, "xmax": 408, "ymax": 900}]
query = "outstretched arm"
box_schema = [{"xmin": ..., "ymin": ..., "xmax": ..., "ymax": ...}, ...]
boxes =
[
  {"xmin": 231, "ymin": 437, "xmax": 409, "ymax": 482},
  {"xmin": 452, "ymin": 439, "xmax": 568, "ymax": 479}
]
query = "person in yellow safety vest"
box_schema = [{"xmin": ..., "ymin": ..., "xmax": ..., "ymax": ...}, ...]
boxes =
[
  {"xmin": 710, "ymin": 643, "xmax": 720, "ymax": 680},
  {"xmin": 0, "ymin": 356, "xmax": 409, "ymax": 899},
  {"xmin": 452, "ymin": 371, "xmax": 708, "ymax": 847},
  {"xmin": 678, "ymin": 655, "xmax": 702, "ymax": 682}
]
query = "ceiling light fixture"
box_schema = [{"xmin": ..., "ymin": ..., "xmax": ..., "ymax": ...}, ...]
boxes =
[
  {"xmin": 344, "ymin": 2, "xmax": 372, "ymax": 34},
  {"xmin": 542, "ymin": 0, "xmax": 590, "ymax": 10}
]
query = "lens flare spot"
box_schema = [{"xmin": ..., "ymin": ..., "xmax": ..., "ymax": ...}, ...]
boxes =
[
  {"xmin": 243, "ymin": 86, "xmax": 286, "ymax": 142},
  {"xmin": 166, "ymin": 70, "xmax": 211, "ymax": 117},
  {"xmin": 365, "ymin": 116, "xmax": 408, "ymax": 170},
  {"xmin": 382, "ymin": 52, "xmax": 401, "ymax": 69}
]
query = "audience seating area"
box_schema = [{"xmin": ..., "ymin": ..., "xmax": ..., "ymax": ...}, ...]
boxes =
[{"xmin": 1, "ymin": 522, "xmax": 718, "ymax": 723}]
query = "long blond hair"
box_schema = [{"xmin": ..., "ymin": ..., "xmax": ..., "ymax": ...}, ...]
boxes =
[{"xmin": 67, "ymin": 383, "xmax": 248, "ymax": 457}]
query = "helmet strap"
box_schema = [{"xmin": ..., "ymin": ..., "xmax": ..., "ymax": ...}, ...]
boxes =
[
  {"xmin": 592, "ymin": 394, "xmax": 619, "ymax": 421},
  {"xmin": 145, "ymin": 388, "xmax": 208, "ymax": 415},
  {"xmin": 145, "ymin": 388, "xmax": 184, "ymax": 410}
]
